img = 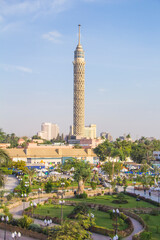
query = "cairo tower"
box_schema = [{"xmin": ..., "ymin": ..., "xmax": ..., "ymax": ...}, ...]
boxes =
[{"xmin": 73, "ymin": 25, "xmax": 85, "ymax": 137}]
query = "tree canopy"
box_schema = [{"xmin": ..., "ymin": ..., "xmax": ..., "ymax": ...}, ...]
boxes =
[
  {"xmin": 94, "ymin": 137, "xmax": 160, "ymax": 164},
  {"xmin": 0, "ymin": 129, "xmax": 19, "ymax": 148},
  {"xmin": 62, "ymin": 158, "xmax": 91, "ymax": 194},
  {"xmin": 50, "ymin": 219, "xmax": 92, "ymax": 240},
  {"xmin": 0, "ymin": 149, "xmax": 12, "ymax": 167}
]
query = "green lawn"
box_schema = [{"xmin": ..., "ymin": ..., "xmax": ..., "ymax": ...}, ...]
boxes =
[
  {"xmin": 66, "ymin": 194, "xmax": 156, "ymax": 208},
  {"xmin": 140, "ymin": 214, "xmax": 160, "ymax": 240},
  {"xmin": 34, "ymin": 204, "xmax": 74, "ymax": 219},
  {"xmin": 34, "ymin": 204, "xmax": 127, "ymax": 230}
]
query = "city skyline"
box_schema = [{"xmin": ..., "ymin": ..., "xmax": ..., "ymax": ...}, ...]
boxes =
[{"xmin": 1, "ymin": 0, "xmax": 160, "ymax": 139}]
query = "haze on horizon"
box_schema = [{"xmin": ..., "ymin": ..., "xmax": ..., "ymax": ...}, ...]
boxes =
[{"xmin": 0, "ymin": 0, "xmax": 160, "ymax": 140}]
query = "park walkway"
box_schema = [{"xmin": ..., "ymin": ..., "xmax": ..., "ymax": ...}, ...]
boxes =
[
  {"xmin": 0, "ymin": 175, "xmax": 18, "ymax": 194},
  {"xmin": 0, "ymin": 229, "xmax": 36, "ymax": 240},
  {"xmin": 118, "ymin": 185, "xmax": 160, "ymax": 203},
  {"xmin": 123, "ymin": 216, "xmax": 143, "ymax": 240}
]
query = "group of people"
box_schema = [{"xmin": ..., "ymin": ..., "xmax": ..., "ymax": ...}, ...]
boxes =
[{"xmin": 144, "ymin": 189, "xmax": 151, "ymax": 197}]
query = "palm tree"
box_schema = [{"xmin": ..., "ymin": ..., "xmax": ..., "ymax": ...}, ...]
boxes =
[
  {"xmin": 25, "ymin": 168, "xmax": 36, "ymax": 185},
  {"xmin": 0, "ymin": 149, "xmax": 12, "ymax": 167},
  {"xmin": 0, "ymin": 169, "xmax": 5, "ymax": 188}
]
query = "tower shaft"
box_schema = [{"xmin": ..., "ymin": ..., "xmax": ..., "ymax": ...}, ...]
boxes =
[{"xmin": 73, "ymin": 25, "xmax": 85, "ymax": 137}]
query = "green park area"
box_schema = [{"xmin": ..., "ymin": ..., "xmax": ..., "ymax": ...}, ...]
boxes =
[
  {"xmin": 66, "ymin": 193, "xmax": 156, "ymax": 209},
  {"xmin": 140, "ymin": 214, "xmax": 160, "ymax": 240},
  {"xmin": 34, "ymin": 203, "xmax": 128, "ymax": 230}
]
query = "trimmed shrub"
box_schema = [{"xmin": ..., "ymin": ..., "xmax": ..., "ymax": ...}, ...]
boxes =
[
  {"xmin": 112, "ymin": 193, "xmax": 128, "ymax": 204},
  {"xmin": 76, "ymin": 192, "xmax": 87, "ymax": 199},
  {"xmin": 9, "ymin": 218, "xmax": 19, "ymax": 226},
  {"xmin": 6, "ymin": 194, "xmax": 13, "ymax": 201},
  {"xmin": 150, "ymin": 209, "xmax": 159, "ymax": 216},
  {"xmin": 28, "ymin": 223, "xmax": 42, "ymax": 233},
  {"xmin": 91, "ymin": 182, "xmax": 97, "ymax": 190},
  {"xmin": 139, "ymin": 231, "xmax": 152, "ymax": 240},
  {"xmin": 18, "ymin": 215, "xmax": 33, "ymax": 228},
  {"xmin": 68, "ymin": 203, "xmax": 90, "ymax": 218}
]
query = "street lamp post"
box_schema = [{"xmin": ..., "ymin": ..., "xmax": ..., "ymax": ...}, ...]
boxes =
[
  {"xmin": 11, "ymin": 231, "xmax": 21, "ymax": 240},
  {"xmin": 1, "ymin": 215, "xmax": 9, "ymax": 240},
  {"xmin": 25, "ymin": 182, "xmax": 29, "ymax": 193},
  {"xmin": 133, "ymin": 182, "xmax": 136, "ymax": 194},
  {"xmin": 112, "ymin": 235, "xmax": 119, "ymax": 240},
  {"xmin": 21, "ymin": 193, "xmax": 27, "ymax": 211},
  {"xmin": 38, "ymin": 188, "xmax": 41, "ymax": 204},
  {"xmin": 59, "ymin": 200, "xmax": 65, "ymax": 224},
  {"xmin": 44, "ymin": 219, "xmax": 52, "ymax": 227},
  {"xmin": 30, "ymin": 202, "xmax": 33, "ymax": 217},
  {"xmin": 61, "ymin": 182, "xmax": 65, "ymax": 199},
  {"xmin": 113, "ymin": 209, "xmax": 119, "ymax": 235},
  {"xmin": 87, "ymin": 213, "xmax": 94, "ymax": 228}
]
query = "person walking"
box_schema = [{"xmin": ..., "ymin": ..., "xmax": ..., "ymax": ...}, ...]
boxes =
[{"xmin": 149, "ymin": 189, "xmax": 151, "ymax": 197}]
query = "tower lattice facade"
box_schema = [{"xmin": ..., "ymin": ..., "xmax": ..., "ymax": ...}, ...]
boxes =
[{"xmin": 73, "ymin": 25, "xmax": 85, "ymax": 137}]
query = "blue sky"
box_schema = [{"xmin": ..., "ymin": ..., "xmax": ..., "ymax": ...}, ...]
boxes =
[{"xmin": 0, "ymin": 0, "xmax": 160, "ymax": 139}]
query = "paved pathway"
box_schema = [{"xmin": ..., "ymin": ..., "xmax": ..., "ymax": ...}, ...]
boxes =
[
  {"xmin": 118, "ymin": 185, "xmax": 160, "ymax": 203},
  {"xmin": 0, "ymin": 175, "xmax": 18, "ymax": 194},
  {"xmin": 123, "ymin": 217, "xmax": 143, "ymax": 240},
  {"xmin": 10, "ymin": 197, "xmax": 48, "ymax": 219},
  {"xmin": 0, "ymin": 229, "xmax": 36, "ymax": 240}
]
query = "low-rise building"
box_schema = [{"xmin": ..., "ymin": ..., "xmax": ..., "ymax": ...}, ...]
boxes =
[
  {"xmin": 6, "ymin": 147, "xmax": 99, "ymax": 168},
  {"xmin": 153, "ymin": 151, "xmax": 160, "ymax": 160},
  {"xmin": 0, "ymin": 143, "xmax": 10, "ymax": 149}
]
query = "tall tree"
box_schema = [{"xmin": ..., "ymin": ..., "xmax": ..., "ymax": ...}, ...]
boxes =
[
  {"xmin": 102, "ymin": 161, "xmax": 122, "ymax": 181},
  {"xmin": 25, "ymin": 168, "xmax": 36, "ymax": 185},
  {"xmin": 62, "ymin": 158, "xmax": 91, "ymax": 194},
  {"xmin": 0, "ymin": 149, "xmax": 12, "ymax": 167}
]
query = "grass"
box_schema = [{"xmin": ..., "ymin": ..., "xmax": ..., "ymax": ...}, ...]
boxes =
[
  {"xmin": 34, "ymin": 204, "xmax": 74, "ymax": 219},
  {"xmin": 140, "ymin": 214, "xmax": 160, "ymax": 240},
  {"xmin": 34, "ymin": 204, "xmax": 127, "ymax": 230},
  {"xmin": 66, "ymin": 194, "xmax": 156, "ymax": 208}
]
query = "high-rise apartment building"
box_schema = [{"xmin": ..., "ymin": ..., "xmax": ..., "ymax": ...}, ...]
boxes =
[
  {"xmin": 38, "ymin": 122, "xmax": 59, "ymax": 140},
  {"xmin": 70, "ymin": 124, "xmax": 96, "ymax": 139},
  {"xmin": 84, "ymin": 124, "xmax": 96, "ymax": 139},
  {"xmin": 73, "ymin": 25, "xmax": 85, "ymax": 137},
  {"xmin": 100, "ymin": 132, "xmax": 113, "ymax": 142}
]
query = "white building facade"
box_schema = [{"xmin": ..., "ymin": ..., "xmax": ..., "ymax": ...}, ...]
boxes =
[{"xmin": 38, "ymin": 122, "xmax": 59, "ymax": 140}]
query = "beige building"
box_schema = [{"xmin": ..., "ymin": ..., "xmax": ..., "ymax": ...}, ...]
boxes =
[
  {"xmin": 73, "ymin": 25, "xmax": 85, "ymax": 137},
  {"xmin": 38, "ymin": 122, "xmax": 59, "ymax": 140},
  {"xmin": 0, "ymin": 143, "xmax": 10, "ymax": 149},
  {"xmin": 6, "ymin": 147, "xmax": 99, "ymax": 167}
]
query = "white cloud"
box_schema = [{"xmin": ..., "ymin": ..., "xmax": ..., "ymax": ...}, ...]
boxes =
[
  {"xmin": 0, "ymin": 0, "xmax": 71, "ymax": 17},
  {"xmin": 1, "ymin": 64, "xmax": 32, "ymax": 73},
  {"xmin": 98, "ymin": 88, "xmax": 107, "ymax": 93},
  {"xmin": 42, "ymin": 31, "xmax": 62, "ymax": 43},
  {"xmin": 1, "ymin": 22, "xmax": 21, "ymax": 32}
]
